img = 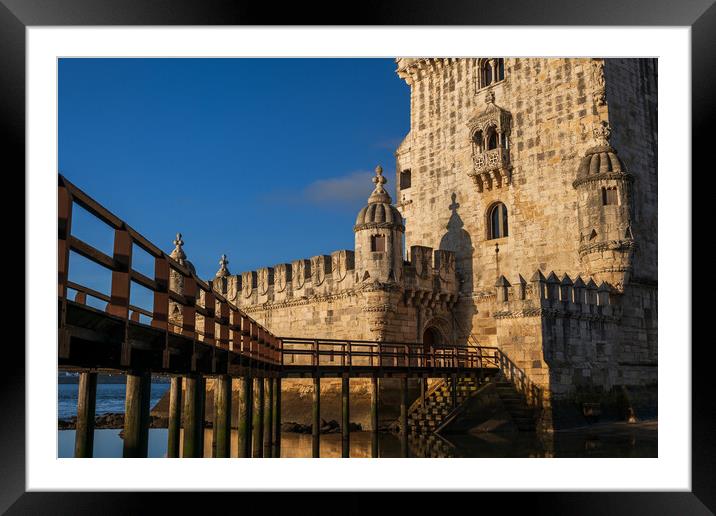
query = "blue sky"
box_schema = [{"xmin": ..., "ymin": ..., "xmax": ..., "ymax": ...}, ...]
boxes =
[{"xmin": 60, "ymin": 58, "xmax": 410, "ymax": 312}]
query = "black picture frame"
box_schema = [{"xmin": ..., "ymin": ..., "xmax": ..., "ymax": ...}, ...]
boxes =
[{"xmin": 3, "ymin": 0, "xmax": 710, "ymax": 513}]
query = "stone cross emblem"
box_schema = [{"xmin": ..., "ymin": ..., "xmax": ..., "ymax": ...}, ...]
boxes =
[
  {"xmin": 294, "ymin": 260, "xmax": 306, "ymax": 289},
  {"xmin": 312, "ymin": 256, "xmax": 326, "ymax": 286},
  {"xmin": 242, "ymin": 272, "xmax": 253, "ymax": 298},
  {"xmin": 171, "ymin": 232, "xmax": 186, "ymax": 263},
  {"xmin": 332, "ymin": 251, "xmax": 347, "ymax": 281},
  {"xmin": 275, "ymin": 264, "xmax": 289, "ymax": 293},
  {"xmin": 215, "ymin": 254, "xmax": 230, "ymax": 277}
]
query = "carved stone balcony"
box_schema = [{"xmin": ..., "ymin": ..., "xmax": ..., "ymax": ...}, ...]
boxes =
[{"xmin": 468, "ymin": 147, "xmax": 511, "ymax": 192}]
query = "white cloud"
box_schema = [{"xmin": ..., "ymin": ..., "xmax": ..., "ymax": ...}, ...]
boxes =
[
  {"xmin": 302, "ymin": 170, "xmax": 374, "ymax": 204},
  {"xmin": 262, "ymin": 170, "xmax": 378, "ymax": 208}
]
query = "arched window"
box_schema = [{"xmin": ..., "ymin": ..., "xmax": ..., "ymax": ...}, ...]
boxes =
[
  {"xmin": 488, "ymin": 202, "xmax": 509, "ymax": 239},
  {"xmin": 486, "ymin": 127, "xmax": 498, "ymax": 150},
  {"xmin": 472, "ymin": 129, "xmax": 484, "ymax": 152},
  {"xmin": 479, "ymin": 58, "xmax": 506, "ymax": 89}
]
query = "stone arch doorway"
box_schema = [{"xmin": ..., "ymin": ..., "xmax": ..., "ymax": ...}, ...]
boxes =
[
  {"xmin": 422, "ymin": 326, "xmax": 445, "ymax": 365},
  {"xmin": 423, "ymin": 326, "xmax": 443, "ymax": 347}
]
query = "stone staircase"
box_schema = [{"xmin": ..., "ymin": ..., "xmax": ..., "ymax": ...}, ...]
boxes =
[
  {"xmin": 405, "ymin": 373, "xmax": 538, "ymax": 437},
  {"xmin": 407, "ymin": 376, "xmax": 484, "ymax": 436},
  {"xmin": 492, "ymin": 377, "xmax": 537, "ymax": 432}
]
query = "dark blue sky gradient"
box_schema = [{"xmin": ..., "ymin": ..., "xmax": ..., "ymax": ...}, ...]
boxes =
[{"xmin": 60, "ymin": 58, "xmax": 409, "ymax": 312}]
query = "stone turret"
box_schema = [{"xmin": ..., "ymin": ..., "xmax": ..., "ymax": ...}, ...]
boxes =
[
  {"xmin": 573, "ymin": 121, "xmax": 636, "ymax": 290},
  {"xmin": 354, "ymin": 166, "xmax": 405, "ymax": 284}
]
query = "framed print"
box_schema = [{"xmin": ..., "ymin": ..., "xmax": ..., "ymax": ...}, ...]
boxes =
[{"xmin": 4, "ymin": 0, "xmax": 711, "ymax": 512}]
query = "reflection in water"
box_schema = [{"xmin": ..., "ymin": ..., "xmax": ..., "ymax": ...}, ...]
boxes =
[{"xmin": 58, "ymin": 422, "xmax": 656, "ymax": 458}]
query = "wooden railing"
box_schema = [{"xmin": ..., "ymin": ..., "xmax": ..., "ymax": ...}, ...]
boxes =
[
  {"xmin": 58, "ymin": 174, "xmax": 281, "ymax": 366},
  {"xmin": 279, "ymin": 337, "xmax": 501, "ymax": 370}
]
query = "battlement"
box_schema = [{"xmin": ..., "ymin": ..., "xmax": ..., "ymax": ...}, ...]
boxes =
[
  {"xmin": 402, "ymin": 245, "xmax": 458, "ymax": 292},
  {"xmin": 215, "ymin": 250, "xmax": 358, "ymax": 306},
  {"xmin": 492, "ymin": 270, "xmax": 618, "ymax": 319}
]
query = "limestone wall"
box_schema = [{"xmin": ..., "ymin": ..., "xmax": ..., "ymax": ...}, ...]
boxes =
[{"xmin": 604, "ymin": 58, "xmax": 658, "ymax": 284}]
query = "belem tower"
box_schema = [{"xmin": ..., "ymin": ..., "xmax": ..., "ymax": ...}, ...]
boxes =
[{"xmin": 169, "ymin": 58, "xmax": 658, "ymax": 432}]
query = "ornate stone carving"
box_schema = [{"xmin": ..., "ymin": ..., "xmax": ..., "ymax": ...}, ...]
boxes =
[
  {"xmin": 242, "ymin": 271, "xmax": 256, "ymax": 298},
  {"xmin": 591, "ymin": 58, "xmax": 607, "ymax": 106},
  {"xmin": 331, "ymin": 250, "xmax": 355, "ymax": 282},
  {"xmin": 435, "ymin": 250, "xmax": 456, "ymax": 281},
  {"xmin": 411, "ymin": 246, "xmax": 432, "ymax": 279},
  {"xmin": 466, "ymin": 93, "xmax": 512, "ymax": 191},
  {"xmin": 226, "ymin": 276, "xmax": 239, "ymax": 303},
  {"xmin": 257, "ymin": 267, "xmax": 274, "ymax": 295},
  {"xmin": 311, "ymin": 255, "xmax": 330, "ymax": 286},
  {"xmin": 274, "ymin": 263, "xmax": 292, "ymax": 293},
  {"xmin": 292, "ymin": 259, "xmax": 310, "ymax": 290}
]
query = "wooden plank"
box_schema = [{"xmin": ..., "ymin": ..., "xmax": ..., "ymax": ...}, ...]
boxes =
[{"xmin": 69, "ymin": 236, "xmax": 116, "ymax": 271}]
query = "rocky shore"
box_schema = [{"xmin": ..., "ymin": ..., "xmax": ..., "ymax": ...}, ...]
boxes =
[
  {"xmin": 58, "ymin": 413, "xmax": 168, "ymax": 431},
  {"xmin": 281, "ymin": 419, "xmax": 363, "ymax": 434},
  {"xmin": 58, "ymin": 414, "xmax": 370, "ymax": 435}
]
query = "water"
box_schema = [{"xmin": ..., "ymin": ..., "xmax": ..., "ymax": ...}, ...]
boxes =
[
  {"xmin": 58, "ymin": 382, "xmax": 170, "ymax": 420},
  {"xmin": 57, "ymin": 422, "xmax": 657, "ymax": 458}
]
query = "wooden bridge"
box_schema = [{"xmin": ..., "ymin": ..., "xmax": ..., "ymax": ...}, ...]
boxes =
[{"xmin": 58, "ymin": 174, "xmax": 538, "ymax": 458}]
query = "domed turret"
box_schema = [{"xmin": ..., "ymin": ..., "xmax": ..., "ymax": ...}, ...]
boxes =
[
  {"xmin": 354, "ymin": 166, "xmax": 404, "ymax": 284},
  {"xmin": 573, "ymin": 122, "xmax": 635, "ymax": 290}
]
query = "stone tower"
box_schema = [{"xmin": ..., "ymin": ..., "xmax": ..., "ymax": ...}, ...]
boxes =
[
  {"xmin": 573, "ymin": 120, "xmax": 635, "ymax": 290},
  {"xmin": 354, "ymin": 166, "xmax": 405, "ymax": 284}
]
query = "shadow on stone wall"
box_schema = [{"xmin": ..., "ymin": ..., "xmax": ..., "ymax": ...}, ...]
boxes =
[{"xmin": 439, "ymin": 192, "xmax": 477, "ymax": 343}]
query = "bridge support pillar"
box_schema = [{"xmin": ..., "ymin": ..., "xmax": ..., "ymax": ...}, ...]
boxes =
[
  {"xmin": 371, "ymin": 375, "xmax": 379, "ymax": 458},
  {"xmin": 238, "ymin": 375, "xmax": 252, "ymax": 458},
  {"xmin": 252, "ymin": 377, "xmax": 264, "ymax": 457},
  {"xmin": 272, "ymin": 377, "xmax": 281, "ymax": 458},
  {"xmin": 400, "ymin": 376, "xmax": 409, "ymax": 458},
  {"xmin": 263, "ymin": 378, "xmax": 274, "ymax": 457},
  {"xmin": 74, "ymin": 371, "xmax": 97, "ymax": 458},
  {"xmin": 167, "ymin": 376, "xmax": 182, "ymax": 458},
  {"xmin": 183, "ymin": 374, "xmax": 206, "ymax": 458},
  {"xmin": 312, "ymin": 376, "xmax": 320, "ymax": 458},
  {"xmin": 342, "ymin": 376, "xmax": 350, "ymax": 458},
  {"xmin": 123, "ymin": 370, "xmax": 152, "ymax": 458},
  {"xmin": 213, "ymin": 375, "xmax": 232, "ymax": 458}
]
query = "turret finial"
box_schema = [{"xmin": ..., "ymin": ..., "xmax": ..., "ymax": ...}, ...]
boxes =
[
  {"xmin": 216, "ymin": 253, "xmax": 230, "ymax": 278},
  {"xmin": 367, "ymin": 165, "xmax": 391, "ymax": 204},
  {"xmin": 170, "ymin": 232, "xmax": 186, "ymax": 263},
  {"xmin": 593, "ymin": 120, "xmax": 611, "ymax": 146}
]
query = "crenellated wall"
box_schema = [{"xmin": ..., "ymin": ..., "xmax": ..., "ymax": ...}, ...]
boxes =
[{"xmin": 211, "ymin": 246, "xmax": 459, "ymax": 348}]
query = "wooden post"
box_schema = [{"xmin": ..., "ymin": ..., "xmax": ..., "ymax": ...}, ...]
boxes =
[
  {"xmin": 312, "ymin": 376, "xmax": 320, "ymax": 458},
  {"xmin": 371, "ymin": 375, "xmax": 379, "ymax": 458},
  {"xmin": 451, "ymin": 373, "xmax": 458, "ymax": 408},
  {"xmin": 272, "ymin": 377, "xmax": 281, "ymax": 458},
  {"xmin": 238, "ymin": 375, "xmax": 252, "ymax": 458},
  {"xmin": 214, "ymin": 375, "xmax": 232, "ymax": 458},
  {"xmin": 252, "ymin": 377, "xmax": 264, "ymax": 458},
  {"xmin": 167, "ymin": 376, "xmax": 182, "ymax": 458},
  {"xmin": 183, "ymin": 374, "xmax": 205, "ymax": 458},
  {"xmin": 400, "ymin": 376, "xmax": 409, "ymax": 458},
  {"xmin": 74, "ymin": 371, "xmax": 97, "ymax": 458},
  {"xmin": 123, "ymin": 370, "xmax": 151, "ymax": 458},
  {"xmin": 341, "ymin": 376, "xmax": 350, "ymax": 458},
  {"xmin": 263, "ymin": 377, "xmax": 273, "ymax": 457}
]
